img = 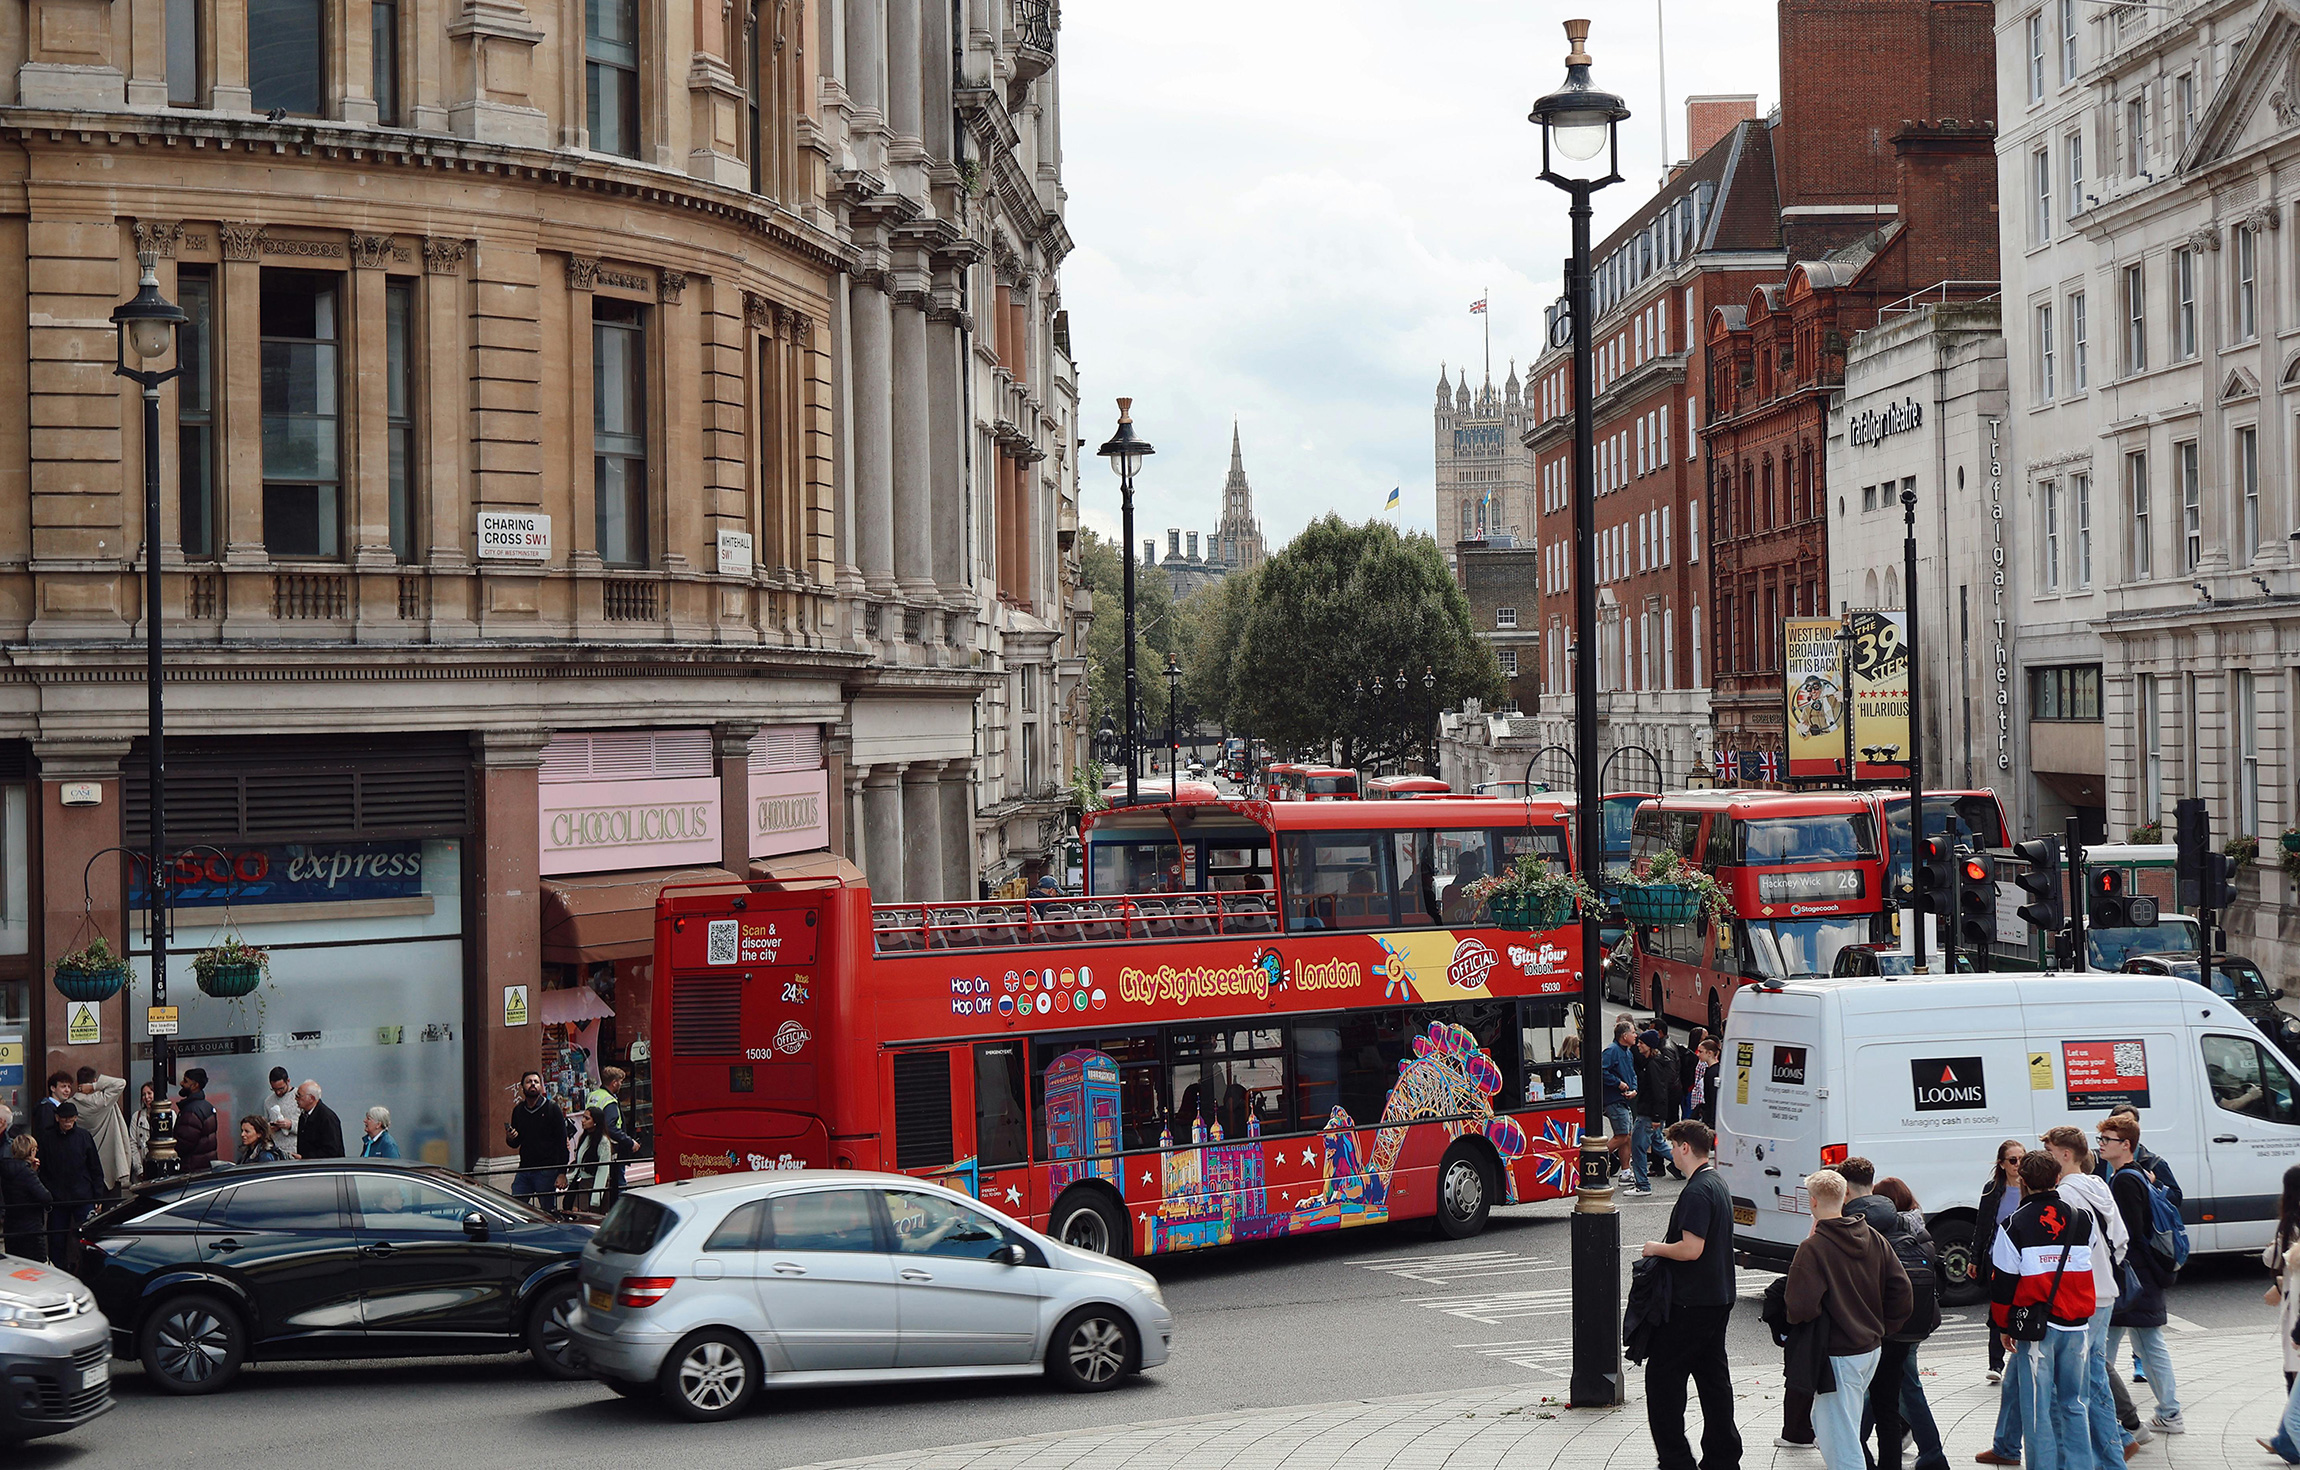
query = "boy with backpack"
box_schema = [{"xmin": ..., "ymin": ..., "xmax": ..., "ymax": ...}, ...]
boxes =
[{"xmin": 2098, "ymin": 1114, "xmax": 2184, "ymax": 1434}]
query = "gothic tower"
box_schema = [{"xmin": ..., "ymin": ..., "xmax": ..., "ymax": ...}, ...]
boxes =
[
  {"xmin": 1215, "ymin": 423, "xmax": 1268, "ymax": 571},
  {"xmin": 1433, "ymin": 359, "xmax": 1534, "ymax": 571}
]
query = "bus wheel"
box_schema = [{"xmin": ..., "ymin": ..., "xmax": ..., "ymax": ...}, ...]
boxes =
[
  {"xmin": 1433, "ymin": 1144, "xmax": 1494, "ymax": 1239},
  {"xmin": 1932, "ymin": 1214, "xmax": 1985, "ymax": 1306},
  {"xmin": 1051, "ymin": 1189, "xmax": 1127, "ymax": 1258}
]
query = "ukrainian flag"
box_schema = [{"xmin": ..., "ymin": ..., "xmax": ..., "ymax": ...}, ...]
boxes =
[{"xmin": 1384, "ymin": 487, "xmax": 1400, "ymax": 513}]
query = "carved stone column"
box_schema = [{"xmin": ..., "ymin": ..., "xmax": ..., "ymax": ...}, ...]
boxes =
[
  {"xmin": 850, "ymin": 275, "xmax": 896, "ymax": 595},
  {"xmin": 862, "ymin": 764, "xmax": 905, "ymax": 901},
  {"xmin": 902, "ymin": 760, "xmax": 944, "ymax": 904}
]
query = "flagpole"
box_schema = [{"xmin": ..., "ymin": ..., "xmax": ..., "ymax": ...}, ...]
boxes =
[
  {"xmin": 1483, "ymin": 284, "xmax": 1492, "ymax": 388},
  {"xmin": 1656, "ymin": 0, "xmax": 1670, "ymax": 176}
]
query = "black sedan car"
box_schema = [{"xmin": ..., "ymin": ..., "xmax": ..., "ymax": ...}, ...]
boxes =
[{"xmin": 76, "ymin": 1159, "xmax": 593, "ymax": 1394}]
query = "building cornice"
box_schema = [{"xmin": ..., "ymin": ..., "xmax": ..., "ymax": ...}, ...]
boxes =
[{"xmin": 0, "ymin": 641, "xmax": 872, "ymax": 684}]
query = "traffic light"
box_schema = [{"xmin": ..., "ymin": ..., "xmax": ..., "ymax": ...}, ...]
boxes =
[
  {"xmin": 2203, "ymin": 850, "xmax": 2240, "ymax": 912},
  {"xmin": 2176, "ymin": 797, "xmax": 2210, "ymax": 905},
  {"xmin": 1957, "ymin": 851, "xmax": 1995, "ymax": 960},
  {"xmin": 2088, "ymin": 869, "xmax": 2161, "ymax": 929},
  {"xmin": 2013, "ymin": 836, "xmax": 2064, "ymax": 933},
  {"xmin": 1911, "ymin": 835, "xmax": 1954, "ymax": 915}
]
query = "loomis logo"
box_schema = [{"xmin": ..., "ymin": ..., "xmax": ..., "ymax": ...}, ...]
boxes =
[
  {"xmin": 1910, "ymin": 1055, "xmax": 1987, "ymax": 1111},
  {"xmin": 774, "ymin": 1020, "xmax": 812, "ymax": 1055},
  {"xmin": 1446, "ymin": 937, "xmax": 1499, "ymax": 990}
]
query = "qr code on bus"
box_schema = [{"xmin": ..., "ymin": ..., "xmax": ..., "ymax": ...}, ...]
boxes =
[
  {"xmin": 2113, "ymin": 1042, "xmax": 2147, "ymax": 1077},
  {"xmin": 706, "ymin": 919, "xmax": 739, "ymax": 966}
]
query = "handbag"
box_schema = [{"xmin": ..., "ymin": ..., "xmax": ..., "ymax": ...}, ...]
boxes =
[{"xmin": 2004, "ymin": 1232, "xmax": 2075, "ymax": 1342}]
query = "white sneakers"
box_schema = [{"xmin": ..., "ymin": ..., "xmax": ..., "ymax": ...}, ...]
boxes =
[{"xmin": 2150, "ymin": 1414, "xmax": 2186, "ymax": 1435}]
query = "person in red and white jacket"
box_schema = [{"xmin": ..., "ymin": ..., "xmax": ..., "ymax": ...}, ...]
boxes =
[{"xmin": 1991, "ymin": 1150, "xmax": 2095, "ymax": 1470}]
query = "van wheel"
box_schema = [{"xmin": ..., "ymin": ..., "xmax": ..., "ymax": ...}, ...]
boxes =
[
  {"xmin": 1933, "ymin": 1214, "xmax": 1985, "ymax": 1306},
  {"xmin": 1051, "ymin": 1189, "xmax": 1128, "ymax": 1259},
  {"xmin": 139, "ymin": 1291, "xmax": 245, "ymax": 1395},
  {"xmin": 1433, "ymin": 1144, "xmax": 1495, "ymax": 1239}
]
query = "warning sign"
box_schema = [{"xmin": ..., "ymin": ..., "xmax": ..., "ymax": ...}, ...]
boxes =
[
  {"xmin": 2064, "ymin": 1039, "xmax": 2150, "ymax": 1111},
  {"xmin": 1736, "ymin": 1041, "xmax": 1754, "ymax": 1105},
  {"xmin": 502, "ymin": 985, "xmax": 529, "ymax": 1028},
  {"xmin": 2029, "ymin": 1052, "xmax": 2054, "ymax": 1090},
  {"xmin": 66, "ymin": 1002, "xmax": 100, "ymax": 1046}
]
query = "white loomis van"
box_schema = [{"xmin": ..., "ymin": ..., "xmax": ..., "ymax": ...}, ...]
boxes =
[{"xmin": 1718, "ymin": 972, "xmax": 2300, "ymax": 1303}]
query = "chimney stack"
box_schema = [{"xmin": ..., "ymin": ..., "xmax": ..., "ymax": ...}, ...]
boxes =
[
  {"xmin": 1186, "ymin": 531, "xmax": 1199, "ymax": 561},
  {"xmin": 1144, "ymin": 539, "xmax": 1156, "ymax": 566},
  {"xmin": 1684, "ymin": 94, "xmax": 1759, "ymax": 164},
  {"xmin": 1168, "ymin": 529, "xmax": 1181, "ymax": 560}
]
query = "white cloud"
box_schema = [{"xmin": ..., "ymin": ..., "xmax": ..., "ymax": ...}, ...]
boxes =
[{"xmin": 1060, "ymin": 1, "xmax": 1781, "ymax": 551}]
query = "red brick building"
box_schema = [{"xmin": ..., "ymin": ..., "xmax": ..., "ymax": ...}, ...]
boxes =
[{"xmin": 1702, "ymin": 0, "xmax": 1999, "ymax": 774}]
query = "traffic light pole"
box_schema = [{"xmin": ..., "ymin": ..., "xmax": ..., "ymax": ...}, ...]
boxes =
[
  {"xmin": 1903, "ymin": 489, "xmax": 1927, "ymax": 973},
  {"xmin": 2066, "ymin": 816, "xmax": 2086, "ymax": 974}
]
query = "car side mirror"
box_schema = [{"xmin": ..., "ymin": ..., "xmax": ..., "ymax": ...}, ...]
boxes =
[
  {"xmin": 463, "ymin": 1210, "xmax": 488, "ymax": 1240},
  {"xmin": 993, "ymin": 1243, "xmax": 1028, "ymax": 1266},
  {"xmin": 2277, "ymin": 987, "xmax": 2287, "ymax": 1000}
]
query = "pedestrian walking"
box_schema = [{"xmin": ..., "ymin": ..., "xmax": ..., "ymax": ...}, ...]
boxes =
[
  {"xmin": 1978, "ymin": 1140, "xmax": 2031, "ymax": 1469},
  {"xmin": 564, "ymin": 1106, "xmax": 631, "ymax": 1213},
  {"xmin": 2098, "ymin": 1114, "xmax": 2181, "ymax": 1435},
  {"xmin": 2266, "ymin": 1165, "xmax": 2300, "ymax": 1394},
  {"xmin": 360, "ymin": 1106, "xmax": 401, "ymax": 1158},
  {"xmin": 126, "ymin": 1080, "xmax": 156, "ymax": 1183},
  {"xmin": 1641, "ymin": 1120, "xmax": 1742, "ymax": 1470},
  {"xmin": 171, "ymin": 1068, "xmax": 219, "ymax": 1171},
  {"xmin": 1838, "ymin": 1157, "xmax": 1899, "ymax": 1235},
  {"xmin": 38, "ymin": 1101, "xmax": 103, "ymax": 1226},
  {"xmin": 2041, "ymin": 1124, "xmax": 2132, "ymax": 1470},
  {"xmin": 1787, "ymin": 1168, "xmax": 1914, "ymax": 1470},
  {"xmin": 1603, "ymin": 1019, "xmax": 1646, "ymax": 1193},
  {"xmin": 587, "ymin": 1066, "xmax": 634, "ymax": 1192},
  {"xmin": 0, "ymin": 1135, "xmax": 53, "ymax": 1261},
  {"xmin": 71, "ymin": 1069, "xmax": 129, "ymax": 1195},
  {"xmin": 1679, "ymin": 1026, "xmax": 1708, "ymax": 1122},
  {"xmin": 1993, "ymin": 1149, "xmax": 2097, "ymax": 1470},
  {"xmin": 1868, "ymin": 1176, "xmax": 1948, "ymax": 1470},
  {"xmin": 295, "ymin": 1080, "xmax": 346, "ymax": 1159},
  {"xmin": 1694, "ymin": 1037, "xmax": 1722, "ymax": 1127},
  {"xmin": 2101, "ymin": 1103, "xmax": 2178, "ymax": 1390},
  {"xmin": 235, "ymin": 1115, "xmax": 284, "ymax": 1165},
  {"xmin": 264, "ymin": 1067, "xmax": 300, "ymax": 1158},
  {"xmin": 506, "ymin": 1070, "xmax": 569, "ymax": 1206},
  {"xmin": 1635, "ymin": 1029, "xmax": 1675, "ymax": 1186}
]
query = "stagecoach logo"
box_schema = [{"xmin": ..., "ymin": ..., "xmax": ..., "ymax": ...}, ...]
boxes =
[
  {"xmin": 1911, "ymin": 1055, "xmax": 1987, "ymax": 1111},
  {"xmin": 1447, "ymin": 937, "xmax": 1500, "ymax": 990},
  {"xmin": 774, "ymin": 1020, "xmax": 812, "ymax": 1055},
  {"xmin": 1771, "ymin": 1046, "xmax": 1809, "ymax": 1086}
]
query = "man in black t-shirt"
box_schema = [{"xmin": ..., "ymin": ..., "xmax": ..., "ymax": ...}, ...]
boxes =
[{"xmin": 1641, "ymin": 1119, "xmax": 1742, "ymax": 1470}]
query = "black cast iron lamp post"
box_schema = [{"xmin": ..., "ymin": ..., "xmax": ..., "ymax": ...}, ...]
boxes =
[
  {"xmin": 1164, "ymin": 655, "xmax": 1182, "ymax": 802},
  {"xmin": 1097, "ymin": 401, "xmax": 1155, "ymax": 807},
  {"xmin": 111, "ymin": 249, "xmax": 187, "ymax": 1162},
  {"xmin": 1530, "ymin": 17, "xmax": 1628, "ymax": 1411}
]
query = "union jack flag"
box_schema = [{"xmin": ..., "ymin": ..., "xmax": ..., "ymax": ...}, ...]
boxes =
[
  {"xmin": 1713, "ymin": 750, "xmax": 1734, "ymax": 781},
  {"xmin": 1528, "ymin": 1115, "xmax": 1583, "ymax": 1195},
  {"xmin": 1469, "ymin": 298, "xmax": 1488, "ymax": 315},
  {"xmin": 1760, "ymin": 750, "xmax": 1782, "ymax": 783}
]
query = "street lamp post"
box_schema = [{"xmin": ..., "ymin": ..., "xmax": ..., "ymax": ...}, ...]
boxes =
[
  {"xmin": 1097, "ymin": 401, "xmax": 1156, "ymax": 807},
  {"xmin": 110, "ymin": 250, "xmax": 187, "ymax": 1149},
  {"xmin": 1165, "ymin": 655, "xmax": 1183, "ymax": 802},
  {"xmin": 1531, "ymin": 18, "xmax": 1629, "ymax": 1410}
]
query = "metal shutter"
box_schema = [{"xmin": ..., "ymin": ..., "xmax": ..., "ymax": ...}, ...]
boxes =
[
  {"xmin": 671, "ymin": 978, "xmax": 744, "ymax": 1057},
  {"xmin": 891, "ymin": 1051, "xmax": 953, "ymax": 1169},
  {"xmin": 540, "ymin": 730, "xmax": 713, "ymax": 784},
  {"xmin": 749, "ymin": 725, "xmax": 824, "ymax": 775},
  {"xmin": 124, "ymin": 737, "xmax": 471, "ymax": 844}
]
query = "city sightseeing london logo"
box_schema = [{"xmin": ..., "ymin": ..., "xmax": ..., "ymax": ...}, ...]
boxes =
[{"xmin": 1446, "ymin": 937, "xmax": 1499, "ymax": 990}]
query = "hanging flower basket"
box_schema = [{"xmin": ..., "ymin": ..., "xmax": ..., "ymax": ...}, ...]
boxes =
[
  {"xmin": 1619, "ymin": 884, "xmax": 1705, "ymax": 926},
  {"xmin": 2280, "ymin": 830, "xmax": 2300, "ymax": 856},
  {"xmin": 52, "ymin": 934, "xmax": 129, "ymax": 1002},
  {"xmin": 192, "ymin": 936, "xmax": 268, "ymax": 999},
  {"xmin": 1468, "ymin": 857, "xmax": 1593, "ymax": 933}
]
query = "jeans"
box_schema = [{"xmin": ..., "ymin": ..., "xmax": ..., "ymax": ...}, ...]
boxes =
[
  {"xmin": 2107, "ymin": 1324, "xmax": 2180, "ymax": 1420},
  {"xmin": 1901, "ymin": 1345, "xmax": 1948, "ymax": 1470},
  {"xmin": 1631, "ymin": 1115, "xmax": 1661, "ymax": 1189},
  {"xmin": 512, "ymin": 1166, "xmax": 561, "ymax": 1203},
  {"xmin": 1647, "ymin": 1301, "xmax": 1741, "ymax": 1470},
  {"xmin": 2023, "ymin": 1330, "xmax": 2092, "ymax": 1470},
  {"xmin": 2270, "ymin": 1368, "xmax": 2300, "ymax": 1462},
  {"xmin": 1813, "ymin": 1348, "xmax": 1881, "ymax": 1470},
  {"xmin": 1994, "ymin": 1337, "xmax": 2029, "ymax": 1459},
  {"xmin": 2083, "ymin": 1303, "xmax": 2125, "ymax": 1468}
]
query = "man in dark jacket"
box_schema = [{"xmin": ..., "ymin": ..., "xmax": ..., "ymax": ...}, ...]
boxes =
[
  {"xmin": 171, "ymin": 1069, "xmax": 219, "ymax": 1172},
  {"xmin": 1641, "ymin": 1121, "xmax": 1741, "ymax": 1470},
  {"xmin": 1634, "ymin": 1031, "xmax": 1675, "ymax": 1190},
  {"xmin": 293, "ymin": 1080, "xmax": 346, "ymax": 1159},
  {"xmin": 31, "ymin": 1071, "xmax": 71, "ymax": 1155},
  {"xmin": 1837, "ymin": 1157, "xmax": 1900, "ymax": 1237},
  {"xmin": 39, "ymin": 1103, "xmax": 104, "ymax": 1262},
  {"xmin": 505, "ymin": 1070, "xmax": 568, "ymax": 1204},
  {"xmin": 1786, "ymin": 1168, "xmax": 1914, "ymax": 1470},
  {"xmin": 2099, "ymin": 1114, "xmax": 2182, "ymax": 1433}
]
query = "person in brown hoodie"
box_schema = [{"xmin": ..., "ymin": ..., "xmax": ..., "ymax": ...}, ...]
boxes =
[{"xmin": 1787, "ymin": 1168, "xmax": 1914, "ymax": 1470}]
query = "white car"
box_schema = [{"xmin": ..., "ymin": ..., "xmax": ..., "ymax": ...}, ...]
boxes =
[{"xmin": 570, "ymin": 1170, "xmax": 1173, "ymax": 1420}]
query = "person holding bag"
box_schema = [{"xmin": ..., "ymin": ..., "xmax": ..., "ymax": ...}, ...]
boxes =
[
  {"xmin": 1992, "ymin": 1150, "xmax": 2096, "ymax": 1470},
  {"xmin": 1786, "ymin": 1168, "xmax": 1913, "ymax": 1470}
]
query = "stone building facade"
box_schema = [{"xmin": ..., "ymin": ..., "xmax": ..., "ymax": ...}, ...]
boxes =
[
  {"xmin": 1993, "ymin": 0, "xmax": 2300, "ymax": 977},
  {"xmin": 1148, "ymin": 425, "xmax": 1267, "ymax": 601},
  {"xmin": 0, "ymin": 0, "xmax": 1086, "ymax": 1164},
  {"xmin": 1434, "ymin": 367, "xmax": 1530, "ymax": 569}
]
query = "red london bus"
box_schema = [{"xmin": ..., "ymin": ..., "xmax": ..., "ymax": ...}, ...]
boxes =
[
  {"xmin": 1263, "ymin": 762, "xmax": 1302, "ymax": 800},
  {"xmin": 1280, "ymin": 765, "xmax": 1358, "ymax": 801},
  {"xmin": 648, "ymin": 796, "xmax": 1593, "ymax": 1260},
  {"xmin": 1626, "ymin": 790, "xmax": 1889, "ymax": 1032},
  {"xmin": 1364, "ymin": 775, "xmax": 1451, "ymax": 799}
]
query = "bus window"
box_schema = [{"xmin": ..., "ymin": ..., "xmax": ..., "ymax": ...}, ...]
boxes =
[
  {"xmin": 1031, "ymin": 1033, "xmax": 1166, "ymax": 1158},
  {"xmin": 1279, "ymin": 832, "xmax": 1392, "ymax": 930},
  {"xmin": 1602, "ymin": 798, "xmax": 1640, "ymax": 857},
  {"xmin": 1435, "ymin": 1000, "xmax": 1522, "ymax": 1109},
  {"xmin": 1208, "ymin": 842, "xmax": 1272, "ymax": 892},
  {"xmin": 1168, "ymin": 1027, "xmax": 1287, "ymax": 1139},
  {"xmin": 1431, "ymin": 829, "xmax": 1491, "ymax": 924},
  {"xmin": 1741, "ymin": 813, "xmax": 1879, "ymax": 864},
  {"xmin": 1704, "ymin": 816, "xmax": 1739, "ymax": 867},
  {"xmin": 1495, "ymin": 827, "xmax": 1568, "ymax": 870},
  {"xmin": 1393, "ymin": 832, "xmax": 1439, "ymax": 924},
  {"xmin": 974, "ymin": 1041, "xmax": 1028, "ymax": 1168},
  {"xmin": 1293, "ymin": 1011, "xmax": 1408, "ymax": 1128},
  {"xmin": 1519, "ymin": 999, "xmax": 1581, "ymax": 1102},
  {"xmin": 1091, "ymin": 839, "xmax": 1182, "ymax": 895}
]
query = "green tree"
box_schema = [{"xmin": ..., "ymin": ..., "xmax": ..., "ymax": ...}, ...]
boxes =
[
  {"xmin": 1231, "ymin": 516, "xmax": 1502, "ymax": 770},
  {"xmin": 1078, "ymin": 526, "xmax": 1173, "ymax": 744},
  {"xmin": 1177, "ymin": 565, "xmax": 1259, "ymax": 735}
]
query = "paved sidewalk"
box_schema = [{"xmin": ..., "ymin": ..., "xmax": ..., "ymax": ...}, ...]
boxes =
[{"xmin": 797, "ymin": 1322, "xmax": 2292, "ymax": 1470}]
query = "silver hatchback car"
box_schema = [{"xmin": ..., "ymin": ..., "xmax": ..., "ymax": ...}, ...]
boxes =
[{"xmin": 570, "ymin": 1170, "xmax": 1172, "ymax": 1420}]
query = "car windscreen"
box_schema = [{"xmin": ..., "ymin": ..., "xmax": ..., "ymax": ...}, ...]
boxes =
[
  {"xmin": 2212, "ymin": 964, "xmax": 2274, "ymax": 1001},
  {"xmin": 2089, "ymin": 918, "xmax": 2199, "ymax": 969},
  {"xmin": 593, "ymin": 1195, "xmax": 676, "ymax": 1254}
]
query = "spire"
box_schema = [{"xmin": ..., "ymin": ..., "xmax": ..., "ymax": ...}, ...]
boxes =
[
  {"xmin": 1437, "ymin": 362, "xmax": 1451, "ymax": 401},
  {"xmin": 1229, "ymin": 419, "xmax": 1244, "ymax": 478}
]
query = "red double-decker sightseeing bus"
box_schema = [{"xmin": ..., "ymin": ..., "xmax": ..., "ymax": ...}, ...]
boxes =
[
  {"xmin": 1626, "ymin": 790, "xmax": 1889, "ymax": 1032},
  {"xmin": 649, "ymin": 797, "xmax": 1592, "ymax": 1260},
  {"xmin": 1363, "ymin": 775, "xmax": 1450, "ymax": 799}
]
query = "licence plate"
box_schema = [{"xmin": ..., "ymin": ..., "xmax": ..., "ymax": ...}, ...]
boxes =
[
  {"xmin": 587, "ymin": 1287, "xmax": 612, "ymax": 1311},
  {"xmin": 1733, "ymin": 1204, "xmax": 1756, "ymax": 1226},
  {"xmin": 79, "ymin": 1363, "xmax": 108, "ymax": 1391}
]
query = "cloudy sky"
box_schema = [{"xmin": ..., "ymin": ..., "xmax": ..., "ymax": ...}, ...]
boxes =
[{"xmin": 1059, "ymin": 2, "xmax": 1782, "ymax": 554}]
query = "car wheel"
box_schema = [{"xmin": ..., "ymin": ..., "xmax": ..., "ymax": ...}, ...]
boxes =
[
  {"xmin": 657, "ymin": 1329, "xmax": 759, "ymax": 1422},
  {"xmin": 1045, "ymin": 1305, "xmax": 1136, "ymax": 1392},
  {"xmin": 1050, "ymin": 1189, "xmax": 1127, "ymax": 1259},
  {"xmin": 1932, "ymin": 1214, "xmax": 1986, "ymax": 1307},
  {"xmin": 524, "ymin": 1277, "xmax": 587, "ymax": 1380},
  {"xmin": 1432, "ymin": 1144, "xmax": 1494, "ymax": 1240},
  {"xmin": 139, "ymin": 1291, "xmax": 246, "ymax": 1395}
]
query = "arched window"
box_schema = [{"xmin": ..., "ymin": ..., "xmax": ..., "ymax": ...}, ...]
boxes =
[{"xmin": 1883, "ymin": 567, "xmax": 1901, "ymax": 608}]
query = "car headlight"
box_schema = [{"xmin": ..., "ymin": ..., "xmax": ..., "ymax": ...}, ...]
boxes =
[{"xmin": 0, "ymin": 1297, "xmax": 49, "ymax": 1329}]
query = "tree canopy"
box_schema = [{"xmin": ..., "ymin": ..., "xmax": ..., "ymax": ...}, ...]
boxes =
[{"xmin": 1078, "ymin": 526, "xmax": 1174, "ymax": 740}]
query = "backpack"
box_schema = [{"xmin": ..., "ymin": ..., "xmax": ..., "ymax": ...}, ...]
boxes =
[
  {"xmin": 2125, "ymin": 1163, "xmax": 2190, "ymax": 1273},
  {"xmin": 1884, "ymin": 1218, "xmax": 1942, "ymax": 1341}
]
